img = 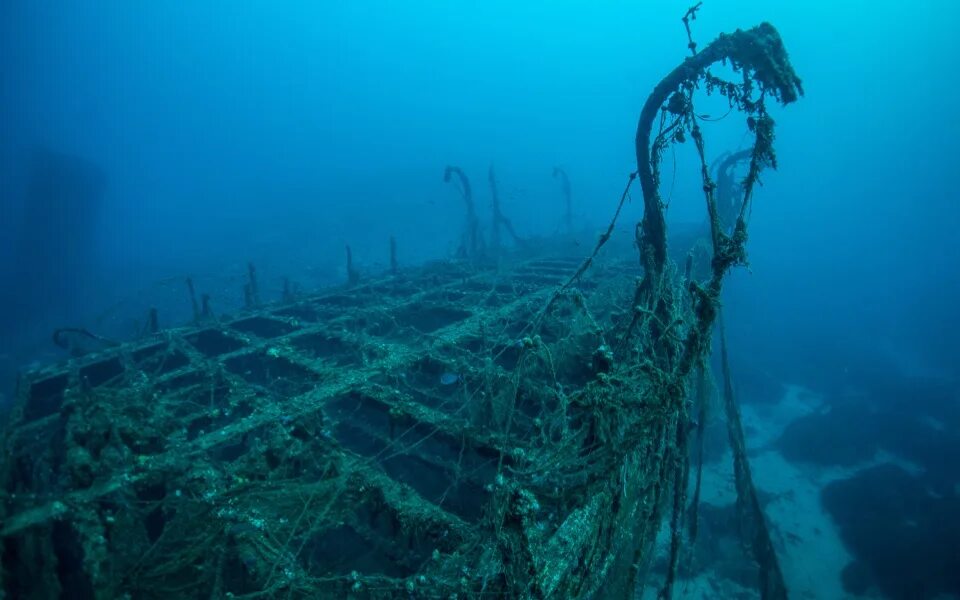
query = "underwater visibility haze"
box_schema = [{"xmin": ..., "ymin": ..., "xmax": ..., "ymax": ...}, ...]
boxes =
[{"xmin": 0, "ymin": 1, "xmax": 958, "ymax": 598}]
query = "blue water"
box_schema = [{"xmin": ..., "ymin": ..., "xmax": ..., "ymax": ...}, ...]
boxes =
[{"xmin": 1, "ymin": 2, "xmax": 958, "ymax": 597}]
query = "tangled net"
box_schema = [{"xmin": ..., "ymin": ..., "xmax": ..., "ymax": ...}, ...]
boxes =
[{"xmin": 0, "ymin": 13, "xmax": 801, "ymax": 600}]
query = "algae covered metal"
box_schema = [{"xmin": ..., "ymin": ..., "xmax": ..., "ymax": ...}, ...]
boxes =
[{"xmin": 0, "ymin": 15, "xmax": 802, "ymax": 599}]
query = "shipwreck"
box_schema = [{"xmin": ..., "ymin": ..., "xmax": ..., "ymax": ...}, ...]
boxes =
[{"xmin": 0, "ymin": 15, "xmax": 802, "ymax": 599}]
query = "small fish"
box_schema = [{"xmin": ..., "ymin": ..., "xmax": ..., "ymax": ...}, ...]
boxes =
[{"xmin": 439, "ymin": 372, "xmax": 460, "ymax": 386}]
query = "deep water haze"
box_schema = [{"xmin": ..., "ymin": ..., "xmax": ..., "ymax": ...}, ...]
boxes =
[
  {"xmin": 1, "ymin": 2, "xmax": 959, "ymax": 596},
  {"xmin": 2, "ymin": 1, "xmax": 957, "ymax": 384}
]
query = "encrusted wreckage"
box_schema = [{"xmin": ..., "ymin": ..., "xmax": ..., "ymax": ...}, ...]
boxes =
[{"xmin": 0, "ymin": 16, "xmax": 801, "ymax": 600}]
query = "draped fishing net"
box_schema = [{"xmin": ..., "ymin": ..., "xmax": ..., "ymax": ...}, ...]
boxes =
[{"xmin": 0, "ymin": 13, "xmax": 801, "ymax": 600}]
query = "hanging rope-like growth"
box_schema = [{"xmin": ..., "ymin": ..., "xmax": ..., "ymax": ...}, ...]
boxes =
[
  {"xmin": 711, "ymin": 149, "xmax": 752, "ymax": 233},
  {"xmin": 514, "ymin": 12, "xmax": 802, "ymax": 599},
  {"xmin": 488, "ymin": 165, "xmax": 525, "ymax": 253},
  {"xmin": 624, "ymin": 7, "xmax": 801, "ymax": 598},
  {"xmin": 719, "ymin": 312, "xmax": 788, "ymax": 599},
  {"xmin": 443, "ymin": 165, "xmax": 483, "ymax": 258},
  {"xmin": 628, "ymin": 15, "xmax": 803, "ymax": 376}
]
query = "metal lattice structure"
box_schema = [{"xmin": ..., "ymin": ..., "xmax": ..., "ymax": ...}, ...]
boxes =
[
  {"xmin": 1, "ymin": 16, "xmax": 802, "ymax": 599},
  {"xmin": 1, "ymin": 251, "xmax": 654, "ymax": 598}
]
